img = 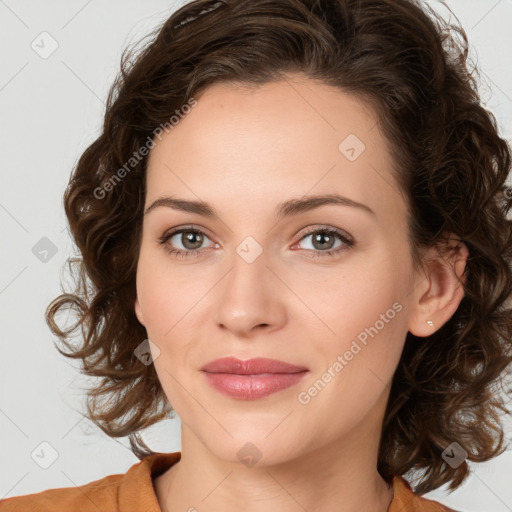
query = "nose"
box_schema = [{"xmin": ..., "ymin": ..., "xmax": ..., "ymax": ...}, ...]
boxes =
[{"xmin": 213, "ymin": 247, "xmax": 287, "ymax": 338}]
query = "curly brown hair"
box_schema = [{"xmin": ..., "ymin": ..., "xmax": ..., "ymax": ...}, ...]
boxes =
[{"xmin": 46, "ymin": 0, "xmax": 512, "ymax": 495}]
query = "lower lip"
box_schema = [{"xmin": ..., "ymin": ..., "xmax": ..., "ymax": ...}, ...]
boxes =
[{"xmin": 202, "ymin": 371, "xmax": 308, "ymax": 399}]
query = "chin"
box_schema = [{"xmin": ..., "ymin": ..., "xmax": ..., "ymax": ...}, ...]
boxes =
[{"xmin": 196, "ymin": 430, "xmax": 308, "ymax": 469}]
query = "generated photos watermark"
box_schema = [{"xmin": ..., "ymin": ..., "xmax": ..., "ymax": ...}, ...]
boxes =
[
  {"xmin": 93, "ymin": 97, "xmax": 198, "ymax": 200},
  {"xmin": 297, "ymin": 300, "xmax": 403, "ymax": 405}
]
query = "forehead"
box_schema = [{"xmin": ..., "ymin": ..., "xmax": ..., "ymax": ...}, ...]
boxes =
[{"xmin": 145, "ymin": 77, "xmax": 405, "ymax": 224}]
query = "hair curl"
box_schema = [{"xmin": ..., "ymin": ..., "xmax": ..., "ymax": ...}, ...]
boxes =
[{"xmin": 46, "ymin": 0, "xmax": 512, "ymax": 495}]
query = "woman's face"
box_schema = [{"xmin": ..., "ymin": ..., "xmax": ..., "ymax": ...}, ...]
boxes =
[{"xmin": 135, "ymin": 76, "xmax": 423, "ymax": 465}]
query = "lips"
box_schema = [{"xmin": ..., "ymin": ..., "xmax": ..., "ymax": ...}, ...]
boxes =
[
  {"xmin": 200, "ymin": 357, "xmax": 308, "ymax": 375},
  {"xmin": 200, "ymin": 357, "xmax": 309, "ymax": 400}
]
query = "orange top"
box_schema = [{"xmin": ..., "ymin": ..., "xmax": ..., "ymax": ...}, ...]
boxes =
[{"xmin": 0, "ymin": 451, "xmax": 458, "ymax": 511}]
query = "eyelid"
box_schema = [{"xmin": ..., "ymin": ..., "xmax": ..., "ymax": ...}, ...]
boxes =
[
  {"xmin": 161, "ymin": 224, "xmax": 215, "ymax": 241},
  {"xmin": 295, "ymin": 224, "xmax": 353, "ymax": 242}
]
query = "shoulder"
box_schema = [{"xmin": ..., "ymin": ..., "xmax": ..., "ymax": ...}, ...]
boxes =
[
  {"xmin": 0, "ymin": 473, "xmax": 123, "ymax": 512},
  {"xmin": 0, "ymin": 451, "xmax": 180, "ymax": 512},
  {"xmin": 390, "ymin": 475, "xmax": 465, "ymax": 512}
]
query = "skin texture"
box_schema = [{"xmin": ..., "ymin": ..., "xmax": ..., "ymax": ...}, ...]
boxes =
[{"xmin": 134, "ymin": 75, "xmax": 468, "ymax": 512}]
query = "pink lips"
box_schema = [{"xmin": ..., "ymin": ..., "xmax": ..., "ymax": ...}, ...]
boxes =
[{"xmin": 200, "ymin": 357, "xmax": 309, "ymax": 400}]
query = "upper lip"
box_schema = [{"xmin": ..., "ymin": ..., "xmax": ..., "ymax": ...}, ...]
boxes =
[{"xmin": 200, "ymin": 357, "xmax": 308, "ymax": 374}]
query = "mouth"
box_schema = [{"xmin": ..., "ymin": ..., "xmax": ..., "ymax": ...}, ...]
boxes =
[
  {"xmin": 200, "ymin": 357, "xmax": 309, "ymax": 400},
  {"xmin": 200, "ymin": 356, "xmax": 308, "ymax": 374}
]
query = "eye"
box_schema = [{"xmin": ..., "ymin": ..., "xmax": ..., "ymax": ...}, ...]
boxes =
[
  {"xmin": 158, "ymin": 226, "xmax": 216, "ymax": 258},
  {"xmin": 293, "ymin": 227, "xmax": 354, "ymax": 258},
  {"xmin": 158, "ymin": 225, "xmax": 354, "ymax": 259}
]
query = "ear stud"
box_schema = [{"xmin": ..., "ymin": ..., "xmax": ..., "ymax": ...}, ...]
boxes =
[{"xmin": 426, "ymin": 320, "xmax": 434, "ymax": 326}]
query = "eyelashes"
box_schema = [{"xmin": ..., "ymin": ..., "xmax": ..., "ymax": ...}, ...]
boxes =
[
  {"xmin": 291, "ymin": 227, "xmax": 354, "ymax": 258},
  {"xmin": 158, "ymin": 225, "xmax": 355, "ymax": 259},
  {"xmin": 158, "ymin": 226, "xmax": 214, "ymax": 259}
]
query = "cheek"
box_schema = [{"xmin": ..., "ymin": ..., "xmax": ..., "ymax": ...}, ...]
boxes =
[
  {"xmin": 300, "ymin": 255, "xmax": 401, "ymax": 336},
  {"xmin": 135, "ymin": 250, "xmax": 209, "ymax": 401},
  {"xmin": 297, "ymin": 298, "xmax": 406, "ymax": 441},
  {"xmin": 135, "ymin": 246, "xmax": 204, "ymax": 339},
  {"xmin": 135, "ymin": 255, "xmax": 194, "ymax": 401},
  {"xmin": 302, "ymin": 252, "xmax": 408, "ymax": 387}
]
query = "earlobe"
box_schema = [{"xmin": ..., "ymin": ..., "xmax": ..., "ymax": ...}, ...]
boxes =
[
  {"xmin": 134, "ymin": 297, "xmax": 145, "ymax": 327},
  {"xmin": 408, "ymin": 234, "xmax": 469, "ymax": 338}
]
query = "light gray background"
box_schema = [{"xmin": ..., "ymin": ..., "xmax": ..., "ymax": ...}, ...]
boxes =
[{"xmin": 1, "ymin": 1, "xmax": 511, "ymax": 510}]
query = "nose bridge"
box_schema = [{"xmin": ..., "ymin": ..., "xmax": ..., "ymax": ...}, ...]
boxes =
[
  {"xmin": 213, "ymin": 237, "xmax": 285, "ymax": 335},
  {"xmin": 226, "ymin": 237, "xmax": 271, "ymax": 308}
]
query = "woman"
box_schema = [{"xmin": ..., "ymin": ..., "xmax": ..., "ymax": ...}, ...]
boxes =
[{"xmin": 2, "ymin": 0, "xmax": 511, "ymax": 511}]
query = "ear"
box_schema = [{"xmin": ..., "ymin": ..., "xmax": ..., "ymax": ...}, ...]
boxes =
[
  {"xmin": 134, "ymin": 297, "xmax": 146, "ymax": 327},
  {"xmin": 408, "ymin": 233, "xmax": 469, "ymax": 337}
]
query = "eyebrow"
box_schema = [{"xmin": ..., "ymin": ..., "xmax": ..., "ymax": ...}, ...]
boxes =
[{"xmin": 143, "ymin": 193, "xmax": 376, "ymax": 219}]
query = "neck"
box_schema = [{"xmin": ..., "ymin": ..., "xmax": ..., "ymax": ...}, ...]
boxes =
[{"xmin": 154, "ymin": 421, "xmax": 394, "ymax": 512}]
